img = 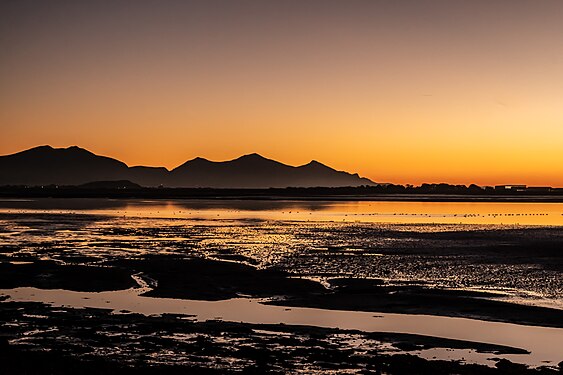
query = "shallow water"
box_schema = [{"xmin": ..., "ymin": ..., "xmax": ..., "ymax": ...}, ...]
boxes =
[
  {"xmin": 1, "ymin": 198, "xmax": 562, "ymax": 369},
  {"xmin": 1, "ymin": 279, "xmax": 562, "ymax": 368},
  {"xmin": 1, "ymin": 198, "xmax": 563, "ymax": 225},
  {"xmin": 1, "ymin": 199, "xmax": 562, "ymax": 305}
]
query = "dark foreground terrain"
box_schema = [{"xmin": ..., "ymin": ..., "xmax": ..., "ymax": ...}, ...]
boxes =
[
  {"xmin": 1, "ymin": 256, "xmax": 562, "ymax": 328},
  {"xmin": 0, "ymin": 298, "xmax": 559, "ymax": 375},
  {"xmin": 0, "ymin": 206, "xmax": 562, "ymax": 373},
  {"xmin": 1, "ymin": 255, "xmax": 562, "ymax": 374}
]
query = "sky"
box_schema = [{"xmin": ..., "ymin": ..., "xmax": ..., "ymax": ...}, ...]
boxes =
[{"xmin": 1, "ymin": 0, "xmax": 562, "ymax": 186}]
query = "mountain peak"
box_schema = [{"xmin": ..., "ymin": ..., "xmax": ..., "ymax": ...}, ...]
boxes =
[
  {"xmin": 230, "ymin": 153, "xmax": 280, "ymax": 165},
  {"xmin": 1, "ymin": 146, "xmax": 376, "ymax": 188},
  {"xmin": 306, "ymin": 160, "xmax": 324, "ymax": 166},
  {"xmin": 183, "ymin": 156, "xmax": 213, "ymax": 165},
  {"xmin": 236, "ymin": 153, "xmax": 268, "ymax": 160},
  {"xmin": 36, "ymin": 145, "xmax": 54, "ymax": 150},
  {"xmin": 25, "ymin": 145, "xmax": 90, "ymax": 156},
  {"xmin": 20, "ymin": 145, "xmax": 53, "ymax": 155},
  {"xmin": 301, "ymin": 159, "xmax": 333, "ymax": 170},
  {"xmin": 63, "ymin": 145, "xmax": 94, "ymax": 155}
]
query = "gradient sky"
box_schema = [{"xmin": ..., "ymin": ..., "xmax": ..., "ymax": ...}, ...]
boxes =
[{"xmin": 1, "ymin": 0, "xmax": 562, "ymax": 186}]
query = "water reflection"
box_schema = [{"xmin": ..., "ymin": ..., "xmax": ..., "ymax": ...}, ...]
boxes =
[
  {"xmin": 0, "ymin": 198, "xmax": 562, "ymax": 225},
  {"xmin": 1, "ymin": 198, "xmax": 562, "ymax": 370},
  {"xmin": 1, "ymin": 283, "xmax": 562, "ymax": 368}
]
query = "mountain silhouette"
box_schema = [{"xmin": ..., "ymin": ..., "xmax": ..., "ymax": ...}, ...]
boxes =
[{"xmin": 0, "ymin": 146, "xmax": 375, "ymax": 188}]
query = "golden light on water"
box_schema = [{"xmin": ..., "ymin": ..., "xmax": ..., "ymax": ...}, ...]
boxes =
[{"xmin": 2, "ymin": 200, "xmax": 562, "ymax": 226}]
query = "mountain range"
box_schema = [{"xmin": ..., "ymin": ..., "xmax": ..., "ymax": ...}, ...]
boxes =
[{"xmin": 0, "ymin": 146, "xmax": 375, "ymax": 188}]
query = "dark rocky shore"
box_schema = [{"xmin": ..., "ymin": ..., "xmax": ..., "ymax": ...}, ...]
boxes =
[
  {"xmin": 1, "ymin": 255, "xmax": 562, "ymax": 373},
  {"xmin": 1, "ymin": 256, "xmax": 561, "ymax": 328},
  {"xmin": 0, "ymin": 298, "xmax": 559, "ymax": 375}
]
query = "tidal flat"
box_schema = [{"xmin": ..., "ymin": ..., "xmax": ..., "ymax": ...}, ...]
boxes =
[{"xmin": 0, "ymin": 198, "xmax": 562, "ymax": 373}]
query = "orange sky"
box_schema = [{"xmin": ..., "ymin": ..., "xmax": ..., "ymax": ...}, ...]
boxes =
[{"xmin": 1, "ymin": 1, "xmax": 562, "ymax": 186}]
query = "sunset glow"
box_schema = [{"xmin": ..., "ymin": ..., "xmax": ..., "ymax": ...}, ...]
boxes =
[{"xmin": 2, "ymin": 1, "xmax": 562, "ymax": 186}]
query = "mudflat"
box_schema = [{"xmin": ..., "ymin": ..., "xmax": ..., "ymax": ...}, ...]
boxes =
[{"xmin": 0, "ymin": 199, "xmax": 562, "ymax": 373}]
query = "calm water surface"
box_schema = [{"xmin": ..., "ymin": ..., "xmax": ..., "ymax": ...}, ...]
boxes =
[
  {"xmin": 2, "ymin": 278, "xmax": 562, "ymax": 368},
  {"xmin": 1, "ymin": 198, "xmax": 562, "ymax": 303},
  {"xmin": 1, "ymin": 198, "xmax": 562, "ymax": 368},
  {"xmin": 1, "ymin": 198, "xmax": 563, "ymax": 225}
]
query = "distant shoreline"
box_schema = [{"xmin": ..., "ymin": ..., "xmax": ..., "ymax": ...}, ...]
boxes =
[{"xmin": 1, "ymin": 186, "xmax": 563, "ymax": 202}]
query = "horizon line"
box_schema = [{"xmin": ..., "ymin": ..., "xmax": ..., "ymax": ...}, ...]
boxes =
[{"xmin": 2, "ymin": 144, "xmax": 561, "ymax": 188}]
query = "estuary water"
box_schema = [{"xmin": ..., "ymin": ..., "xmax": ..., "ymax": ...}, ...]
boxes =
[
  {"xmin": 0, "ymin": 198, "xmax": 562, "ymax": 369},
  {"xmin": 1, "ymin": 197, "xmax": 563, "ymax": 225},
  {"xmin": 2, "ymin": 276, "xmax": 562, "ymax": 368}
]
